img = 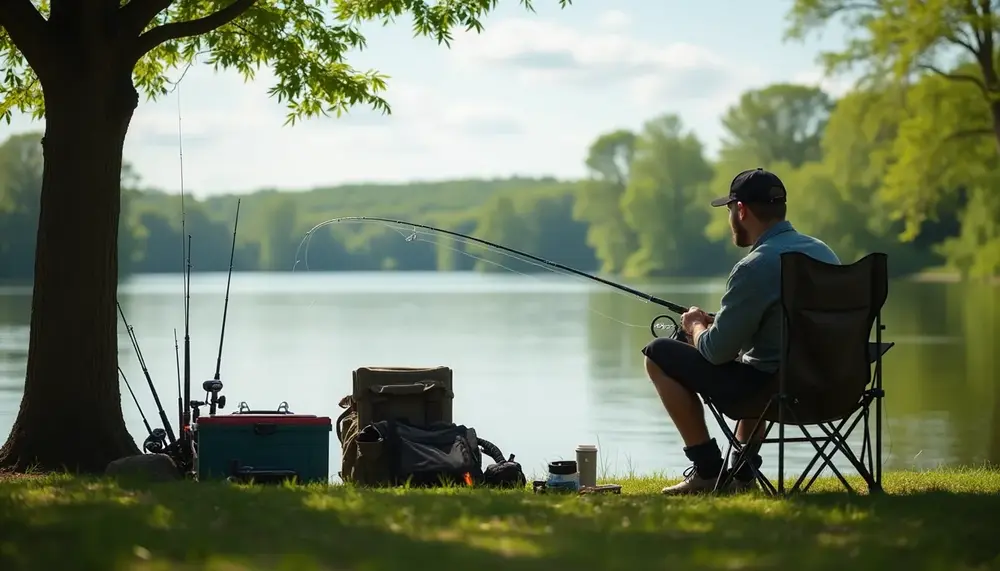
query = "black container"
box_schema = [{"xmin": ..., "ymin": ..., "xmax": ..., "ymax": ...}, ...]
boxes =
[{"xmin": 548, "ymin": 460, "xmax": 578, "ymax": 475}]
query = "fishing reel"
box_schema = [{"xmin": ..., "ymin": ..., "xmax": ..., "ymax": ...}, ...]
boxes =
[
  {"xmin": 142, "ymin": 428, "xmax": 169, "ymax": 454},
  {"xmin": 190, "ymin": 379, "xmax": 227, "ymax": 423},
  {"xmin": 649, "ymin": 314, "xmax": 691, "ymax": 343}
]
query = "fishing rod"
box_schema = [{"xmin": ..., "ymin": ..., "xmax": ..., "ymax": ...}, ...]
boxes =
[
  {"xmin": 204, "ymin": 198, "xmax": 240, "ymax": 417},
  {"xmin": 304, "ymin": 216, "xmax": 705, "ymax": 341},
  {"xmin": 119, "ymin": 366, "xmax": 153, "ymax": 436},
  {"xmin": 177, "ymin": 83, "xmax": 195, "ymax": 472},
  {"xmin": 182, "ymin": 234, "xmax": 192, "ymax": 453},
  {"xmin": 117, "ymin": 301, "xmax": 177, "ymax": 445},
  {"xmin": 173, "ymin": 328, "xmax": 182, "ymax": 443},
  {"xmin": 118, "ymin": 366, "xmax": 169, "ymax": 454},
  {"xmin": 310, "ymin": 216, "xmax": 694, "ymax": 314}
]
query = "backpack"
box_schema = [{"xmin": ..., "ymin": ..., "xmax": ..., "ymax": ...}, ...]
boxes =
[
  {"xmin": 346, "ymin": 418, "xmax": 526, "ymax": 489},
  {"xmin": 337, "ymin": 366, "xmax": 454, "ymax": 484},
  {"xmin": 335, "ymin": 395, "xmax": 362, "ymax": 483}
]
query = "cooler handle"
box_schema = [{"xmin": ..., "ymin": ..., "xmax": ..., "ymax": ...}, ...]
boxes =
[{"xmin": 253, "ymin": 423, "xmax": 278, "ymax": 436}]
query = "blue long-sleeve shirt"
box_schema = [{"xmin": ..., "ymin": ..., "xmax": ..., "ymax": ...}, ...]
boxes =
[{"xmin": 695, "ymin": 220, "xmax": 841, "ymax": 374}]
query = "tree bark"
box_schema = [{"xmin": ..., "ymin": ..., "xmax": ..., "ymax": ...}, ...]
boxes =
[
  {"xmin": 990, "ymin": 100, "xmax": 1000, "ymax": 156},
  {"xmin": 0, "ymin": 62, "xmax": 142, "ymax": 472}
]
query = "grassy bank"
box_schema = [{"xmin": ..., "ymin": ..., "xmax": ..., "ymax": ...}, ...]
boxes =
[{"xmin": 2, "ymin": 468, "xmax": 999, "ymax": 571}]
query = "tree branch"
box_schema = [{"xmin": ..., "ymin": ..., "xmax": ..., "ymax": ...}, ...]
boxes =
[
  {"xmin": 119, "ymin": 0, "xmax": 174, "ymax": 38},
  {"xmin": 918, "ymin": 63, "xmax": 991, "ymax": 96},
  {"xmin": 944, "ymin": 31, "xmax": 980, "ymax": 57},
  {"xmin": 944, "ymin": 127, "xmax": 994, "ymax": 141},
  {"xmin": 0, "ymin": 0, "xmax": 51, "ymax": 76},
  {"xmin": 132, "ymin": 0, "xmax": 257, "ymax": 60}
]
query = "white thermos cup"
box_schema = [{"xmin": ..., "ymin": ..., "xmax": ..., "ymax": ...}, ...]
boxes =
[{"xmin": 576, "ymin": 444, "xmax": 598, "ymax": 489}]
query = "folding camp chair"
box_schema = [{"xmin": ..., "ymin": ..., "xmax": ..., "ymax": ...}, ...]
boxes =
[{"xmin": 706, "ymin": 251, "xmax": 894, "ymax": 496}]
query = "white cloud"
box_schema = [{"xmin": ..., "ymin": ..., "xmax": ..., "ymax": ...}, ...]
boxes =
[
  {"xmin": 596, "ymin": 9, "xmax": 631, "ymax": 30},
  {"xmin": 4, "ymin": 62, "xmax": 534, "ymax": 195},
  {"xmin": 449, "ymin": 17, "xmax": 757, "ymax": 109}
]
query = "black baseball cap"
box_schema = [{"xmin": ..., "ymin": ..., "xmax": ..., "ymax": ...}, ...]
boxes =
[{"xmin": 710, "ymin": 167, "xmax": 787, "ymax": 208}]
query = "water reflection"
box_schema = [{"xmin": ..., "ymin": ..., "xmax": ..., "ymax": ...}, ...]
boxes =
[
  {"xmin": 0, "ymin": 272, "xmax": 996, "ymax": 480},
  {"xmin": 583, "ymin": 277, "xmax": 1000, "ymax": 473}
]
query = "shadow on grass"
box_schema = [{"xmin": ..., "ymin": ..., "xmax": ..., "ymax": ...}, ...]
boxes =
[{"xmin": 1, "ymin": 477, "xmax": 999, "ymax": 571}]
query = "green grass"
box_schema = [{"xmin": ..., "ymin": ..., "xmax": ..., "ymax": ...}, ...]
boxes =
[{"xmin": 2, "ymin": 468, "xmax": 999, "ymax": 571}]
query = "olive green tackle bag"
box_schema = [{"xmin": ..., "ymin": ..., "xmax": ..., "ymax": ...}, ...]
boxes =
[{"xmin": 336, "ymin": 366, "xmax": 454, "ymax": 485}]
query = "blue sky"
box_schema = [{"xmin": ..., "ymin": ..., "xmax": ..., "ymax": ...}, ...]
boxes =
[{"xmin": 7, "ymin": 0, "xmax": 853, "ymax": 197}]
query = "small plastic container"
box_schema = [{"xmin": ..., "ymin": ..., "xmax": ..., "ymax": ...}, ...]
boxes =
[{"xmin": 546, "ymin": 460, "xmax": 580, "ymax": 492}]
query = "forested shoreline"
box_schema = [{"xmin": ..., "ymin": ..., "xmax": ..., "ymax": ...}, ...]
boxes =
[{"xmin": 1, "ymin": 79, "xmax": 996, "ymax": 282}]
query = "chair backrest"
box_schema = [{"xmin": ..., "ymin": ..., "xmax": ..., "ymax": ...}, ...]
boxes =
[
  {"xmin": 352, "ymin": 366, "xmax": 454, "ymax": 429},
  {"xmin": 779, "ymin": 252, "xmax": 888, "ymax": 423}
]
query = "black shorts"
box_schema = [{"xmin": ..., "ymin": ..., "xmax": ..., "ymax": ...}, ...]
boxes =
[{"xmin": 641, "ymin": 337, "xmax": 773, "ymax": 406}]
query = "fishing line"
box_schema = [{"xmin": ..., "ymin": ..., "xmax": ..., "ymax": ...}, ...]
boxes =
[
  {"xmin": 292, "ymin": 217, "xmax": 686, "ymax": 337},
  {"xmin": 386, "ymin": 224, "xmax": 651, "ymax": 331},
  {"xmin": 293, "ymin": 218, "xmax": 673, "ymax": 335}
]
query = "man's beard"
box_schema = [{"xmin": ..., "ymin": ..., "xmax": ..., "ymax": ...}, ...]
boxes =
[{"xmin": 731, "ymin": 218, "xmax": 752, "ymax": 248}]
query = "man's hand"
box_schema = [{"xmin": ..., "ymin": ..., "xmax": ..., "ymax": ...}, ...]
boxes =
[{"xmin": 681, "ymin": 306, "xmax": 712, "ymax": 333}]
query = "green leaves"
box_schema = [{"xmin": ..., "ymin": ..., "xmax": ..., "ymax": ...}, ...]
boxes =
[
  {"xmin": 619, "ymin": 114, "xmax": 716, "ymax": 277},
  {"xmin": 718, "ymin": 83, "xmax": 834, "ymax": 169},
  {"xmin": 0, "ymin": 27, "xmax": 42, "ymax": 124},
  {"xmin": 129, "ymin": 0, "xmax": 389, "ymax": 125},
  {"xmin": 572, "ymin": 129, "xmax": 637, "ymax": 274},
  {"xmin": 0, "ymin": 0, "xmax": 573, "ymax": 126},
  {"xmin": 785, "ymin": 0, "xmax": 1000, "ymax": 276},
  {"xmin": 335, "ymin": 0, "xmax": 571, "ymax": 46}
]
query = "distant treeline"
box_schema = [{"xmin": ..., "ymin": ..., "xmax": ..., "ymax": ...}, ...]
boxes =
[{"xmin": 2, "ymin": 78, "xmax": 997, "ymax": 281}]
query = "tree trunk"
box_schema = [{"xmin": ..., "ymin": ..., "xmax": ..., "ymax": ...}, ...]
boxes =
[
  {"xmin": 0, "ymin": 65, "xmax": 141, "ymax": 472},
  {"xmin": 991, "ymin": 100, "xmax": 1000, "ymax": 157}
]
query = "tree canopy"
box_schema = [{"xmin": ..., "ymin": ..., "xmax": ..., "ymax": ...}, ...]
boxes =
[{"xmin": 1, "ymin": 0, "xmax": 571, "ymax": 124}]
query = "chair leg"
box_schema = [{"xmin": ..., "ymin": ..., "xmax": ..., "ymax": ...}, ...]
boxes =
[
  {"xmin": 708, "ymin": 397, "xmax": 884, "ymax": 497},
  {"xmin": 778, "ymin": 397, "xmax": 786, "ymax": 496},
  {"xmin": 722, "ymin": 418, "xmax": 775, "ymax": 496},
  {"xmin": 786, "ymin": 410, "xmax": 857, "ymax": 494},
  {"xmin": 815, "ymin": 421, "xmax": 877, "ymax": 492},
  {"xmin": 712, "ymin": 424, "xmax": 737, "ymax": 494},
  {"xmin": 794, "ymin": 407, "xmax": 868, "ymax": 492},
  {"xmin": 704, "ymin": 400, "xmax": 778, "ymax": 495}
]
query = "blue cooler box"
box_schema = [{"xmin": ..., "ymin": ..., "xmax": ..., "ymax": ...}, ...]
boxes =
[{"xmin": 196, "ymin": 414, "xmax": 332, "ymax": 483}]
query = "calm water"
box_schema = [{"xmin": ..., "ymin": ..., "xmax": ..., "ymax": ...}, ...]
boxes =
[{"xmin": 0, "ymin": 272, "xmax": 997, "ymax": 481}]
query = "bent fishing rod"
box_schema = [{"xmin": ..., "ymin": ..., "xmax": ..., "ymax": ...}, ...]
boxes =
[{"xmin": 315, "ymin": 216, "xmax": 693, "ymax": 314}]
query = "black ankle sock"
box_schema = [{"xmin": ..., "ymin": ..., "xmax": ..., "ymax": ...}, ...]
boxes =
[
  {"xmin": 730, "ymin": 449, "xmax": 762, "ymax": 481},
  {"xmin": 684, "ymin": 438, "xmax": 723, "ymax": 478}
]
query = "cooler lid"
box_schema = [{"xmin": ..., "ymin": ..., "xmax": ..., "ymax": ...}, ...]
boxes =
[{"xmin": 198, "ymin": 414, "xmax": 332, "ymax": 426}]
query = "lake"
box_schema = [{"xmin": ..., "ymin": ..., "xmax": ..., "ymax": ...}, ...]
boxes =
[{"xmin": 0, "ymin": 271, "xmax": 997, "ymax": 482}]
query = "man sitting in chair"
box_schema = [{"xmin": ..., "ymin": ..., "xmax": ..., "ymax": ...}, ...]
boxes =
[{"xmin": 642, "ymin": 167, "xmax": 841, "ymax": 495}]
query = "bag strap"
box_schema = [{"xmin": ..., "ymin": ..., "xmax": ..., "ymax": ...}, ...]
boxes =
[
  {"xmin": 477, "ymin": 437, "xmax": 508, "ymax": 465},
  {"xmin": 335, "ymin": 396, "xmax": 355, "ymax": 444}
]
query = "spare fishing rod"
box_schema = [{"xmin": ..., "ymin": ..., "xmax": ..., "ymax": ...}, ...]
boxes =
[
  {"xmin": 119, "ymin": 366, "xmax": 153, "ymax": 437},
  {"xmin": 182, "ymin": 234, "xmax": 193, "ymax": 459},
  {"xmin": 174, "ymin": 82, "xmax": 197, "ymax": 476},
  {"xmin": 118, "ymin": 366, "xmax": 169, "ymax": 454},
  {"xmin": 201, "ymin": 198, "xmax": 240, "ymax": 418},
  {"xmin": 304, "ymin": 216, "xmax": 706, "ymax": 341},
  {"xmin": 173, "ymin": 328, "xmax": 182, "ymax": 443},
  {"xmin": 117, "ymin": 301, "xmax": 177, "ymax": 445}
]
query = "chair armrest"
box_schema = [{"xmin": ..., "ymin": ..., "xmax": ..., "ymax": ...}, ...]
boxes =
[{"xmin": 867, "ymin": 342, "xmax": 895, "ymax": 363}]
